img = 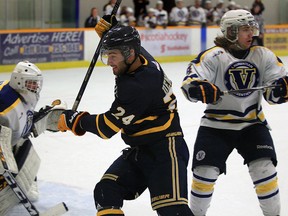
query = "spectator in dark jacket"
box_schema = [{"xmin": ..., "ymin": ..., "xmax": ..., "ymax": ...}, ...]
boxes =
[{"xmin": 84, "ymin": 7, "xmax": 100, "ymax": 28}]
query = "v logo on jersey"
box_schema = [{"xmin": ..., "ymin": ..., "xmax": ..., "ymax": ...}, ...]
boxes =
[
  {"xmin": 228, "ymin": 68, "xmax": 257, "ymax": 89},
  {"xmin": 225, "ymin": 61, "xmax": 260, "ymax": 97}
]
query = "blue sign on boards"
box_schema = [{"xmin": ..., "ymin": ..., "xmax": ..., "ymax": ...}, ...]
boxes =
[{"xmin": 0, "ymin": 31, "xmax": 84, "ymax": 65}]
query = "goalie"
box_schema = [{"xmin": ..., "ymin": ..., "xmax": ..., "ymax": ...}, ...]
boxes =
[{"xmin": 0, "ymin": 61, "xmax": 66, "ymax": 215}]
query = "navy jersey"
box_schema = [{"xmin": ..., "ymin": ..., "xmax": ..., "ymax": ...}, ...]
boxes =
[{"xmin": 81, "ymin": 47, "xmax": 183, "ymax": 146}]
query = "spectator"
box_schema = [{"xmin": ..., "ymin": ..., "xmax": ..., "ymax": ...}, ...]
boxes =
[
  {"xmin": 251, "ymin": 4, "xmax": 265, "ymax": 46},
  {"xmin": 226, "ymin": 1, "xmax": 237, "ymax": 11},
  {"xmin": 213, "ymin": 0, "xmax": 226, "ymax": 25},
  {"xmin": 154, "ymin": 0, "xmax": 168, "ymax": 28},
  {"xmin": 84, "ymin": 7, "xmax": 100, "ymax": 28},
  {"xmin": 103, "ymin": 0, "xmax": 120, "ymax": 17},
  {"xmin": 251, "ymin": 0, "xmax": 265, "ymax": 14},
  {"xmin": 144, "ymin": 8, "xmax": 157, "ymax": 29},
  {"xmin": 133, "ymin": 0, "xmax": 150, "ymax": 24},
  {"xmin": 119, "ymin": 7, "xmax": 136, "ymax": 27},
  {"xmin": 188, "ymin": 0, "xmax": 207, "ymax": 26},
  {"xmin": 169, "ymin": 0, "xmax": 189, "ymax": 26},
  {"xmin": 204, "ymin": 0, "xmax": 215, "ymax": 26}
]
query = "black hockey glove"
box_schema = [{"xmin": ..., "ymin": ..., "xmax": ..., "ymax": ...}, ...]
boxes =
[
  {"xmin": 273, "ymin": 76, "xmax": 288, "ymax": 99},
  {"xmin": 182, "ymin": 80, "xmax": 221, "ymax": 104},
  {"xmin": 95, "ymin": 15, "xmax": 118, "ymax": 38},
  {"xmin": 58, "ymin": 110, "xmax": 89, "ymax": 136}
]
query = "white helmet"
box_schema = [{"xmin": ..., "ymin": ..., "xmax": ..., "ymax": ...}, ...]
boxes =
[
  {"xmin": 10, "ymin": 61, "xmax": 43, "ymax": 107},
  {"xmin": 220, "ymin": 9, "xmax": 259, "ymax": 43}
]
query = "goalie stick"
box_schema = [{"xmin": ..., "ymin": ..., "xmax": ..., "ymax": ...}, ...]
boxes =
[
  {"xmin": 72, "ymin": 0, "xmax": 122, "ymax": 111},
  {"xmin": 0, "ymin": 132, "xmax": 68, "ymax": 216},
  {"xmin": 221, "ymin": 84, "xmax": 281, "ymax": 95}
]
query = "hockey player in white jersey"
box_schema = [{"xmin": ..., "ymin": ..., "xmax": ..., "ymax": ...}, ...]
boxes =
[
  {"xmin": 0, "ymin": 61, "xmax": 66, "ymax": 215},
  {"xmin": 181, "ymin": 9, "xmax": 288, "ymax": 216}
]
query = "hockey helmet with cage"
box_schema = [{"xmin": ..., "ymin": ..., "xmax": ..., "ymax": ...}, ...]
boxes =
[
  {"xmin": 100, "ymin": 25, "xmax": 141, "ymax": 65},
  {"xmin": 220, "ymin": 9, "xmax": 259, "ymax": 43},
  {"xmin": 9, "ymin": 61, "xmax": 43, "ymax": 107}
]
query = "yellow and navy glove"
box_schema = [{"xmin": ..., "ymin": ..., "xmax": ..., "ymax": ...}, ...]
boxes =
[
  {"xmin": 273, "ymin": 76, "xmax": 288, "ymax": 99},
  {"xmin": 182, "ymin": 79, "xmax": 221, "ymax": 104},
  {"xmin": 58, "ymin": 110, "xmax": 89, "ymax": 136},
  {"xmin": 95, "ymin": 15, "xmax": 118, "ymax": 38}
]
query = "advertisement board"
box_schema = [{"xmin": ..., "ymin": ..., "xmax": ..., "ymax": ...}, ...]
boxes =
[{"xmin": 0, "ymin": 30, "xmax": 84, "ymax": 65}]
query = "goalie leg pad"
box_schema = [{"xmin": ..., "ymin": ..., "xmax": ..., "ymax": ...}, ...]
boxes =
[
  {"xmin": 0, "ymin": 181, "xmax": 20, "ymax": 216},
  {"xmin": 15, "ymin": 140, "xmax": 40, "ymax": 195},
  {"xmin": 248, "ymin": 158, "xmax": 280, "ymax": 216},
  {"xmin": 0, "ymin": 125, "xmax": 18, "ymax": 174},
  {"xmin": 0, "ymin": 140, "xmax": 40, "ymax": 215},
  {"xmin": 190, "ymin": 165, "xmax": 219, "ymax": 216}
]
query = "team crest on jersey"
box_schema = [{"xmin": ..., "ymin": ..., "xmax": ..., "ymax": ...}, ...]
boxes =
[
  {"xmin": 224, "ymin": 61, "xmax": 259, "ymax": 97},
  {"xmin": 21, "ymin": 110, "xmax": 34, "ymax": 138},
  {"xmin": 196, "ymin": 150, "xmax": 206, "ymax": 161}
]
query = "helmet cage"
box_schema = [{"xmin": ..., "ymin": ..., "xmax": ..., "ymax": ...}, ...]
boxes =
[
  {"xmin": 10, "ymin": 61, "xmax": 43, "ymax": 106},
  {"xmin": 221, "ymin": 10, "xmax": 259, "ymax": 43}
]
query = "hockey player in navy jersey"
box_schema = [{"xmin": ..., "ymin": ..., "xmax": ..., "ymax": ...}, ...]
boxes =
[
  {"xmin": 181, "ymin": 9, "xmax": 288, "ymax": 216},
  {"xmin": 57, "ymin": 21, "xmax": 193, "ymax": 215},
  {"xmin": 0, "ymin": 61, "xmax": 66, "ymax": 215}
]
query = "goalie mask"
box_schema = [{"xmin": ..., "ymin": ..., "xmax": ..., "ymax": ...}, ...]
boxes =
[
  {"xmin": 220, "ymin": 9, "xmax": 259, "ymax": 43},
  {"xmin": 9, "ymin": 61, "xmax": 43, "ymax": 108},
  {"xmin": 100, "ymin": 25, "xmax": 141, "ymax": 65}
]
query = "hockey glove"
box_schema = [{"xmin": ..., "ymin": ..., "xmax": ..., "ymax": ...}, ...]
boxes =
[
  {"xmin": 95, "ymin": 15, "xmax": 118, "ymax": 38},
  {"xmin": 58, "ymin": 110, "xmax": 89, "ymax": 136},
  {"xmin": 182, "ymin": 79, "xmax": 221, "ymax": 104},
  {"xmin": 272, "ymin": 76, "xmax": 288, "ymax": 99},
  {"xmin": 32, "ymin": 99, "xmax": 67, "ymax": 137}
]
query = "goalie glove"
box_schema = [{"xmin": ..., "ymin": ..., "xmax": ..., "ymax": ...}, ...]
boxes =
[
  {"xmin": 181, "ymin": 78, "xmax": 222, "ymax": 104},
  {"xmin": 272, "ymin": 76, "xmax": 288, "ymax": 100},
  {"xmin": 58, "ymin": 110, "xmax": 89, "ymax": 136},
  {"xmin": 32, "ymin": 99, "xmax": 67, "ymax": 137},
  {"xmin": 95, "ymin": 15, "xmax": 118, "ymax": 38}
]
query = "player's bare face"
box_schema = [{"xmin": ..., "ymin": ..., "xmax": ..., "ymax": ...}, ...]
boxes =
[
  {"xmin": 237, "ymin": 26, "xmax": 254, "ymax": 49},
  {"xmin": 106, "ymin": 50, "xmax": 126, "ymax": 75}
]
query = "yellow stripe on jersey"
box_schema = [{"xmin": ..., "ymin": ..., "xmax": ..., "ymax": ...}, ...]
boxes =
[
  {"xmin": 0, "ymin": 98, "xmax": 21, "ymax": 115},
  {"xmin": 103, "ymin": 114, "xmax": 120, "ymax": 133},
  {"xmin": 195, "ymin": 47, "xmax": 220, "ymax": 66},
  {"xmin": 0, "ymin": 80, "xmax": 9, "ymax": 90},
  {"xmin": 128, "ymin": 113, "xmax": 174, "ymax": 137},
  {"xmin": 134, "ymin": 116, "xmax": 158, "ymax": 124},
  {"xmin": 97, "ymin": 208, "xmax": 124, "ymax": 216},
  {"xmin": 95, "ymin": 114, "xmax": 109, "ymax": 139},
  {"xmin": 101, "ymin": 174, "xmax": 118, "ymax": 181}
]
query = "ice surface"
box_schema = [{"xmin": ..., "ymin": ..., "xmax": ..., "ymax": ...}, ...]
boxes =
[{"xmin": 3, "ymin": 59, "xmax": 288, "ymax": 216}]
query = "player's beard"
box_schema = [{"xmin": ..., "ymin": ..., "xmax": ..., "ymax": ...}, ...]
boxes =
[{"xmin": 113, "ymin": 60, "xmax": 129, "ymax": 76}]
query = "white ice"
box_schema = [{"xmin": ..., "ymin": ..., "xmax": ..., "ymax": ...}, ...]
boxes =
[{"xmin": 3, "ymin": 59, "xmax": 288, "ymax": 216}]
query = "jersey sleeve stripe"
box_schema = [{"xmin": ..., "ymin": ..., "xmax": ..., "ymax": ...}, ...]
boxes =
[
  {"xmin": 103, "ymin": 114, "xmax": 120, "ymax": 133},
  {"xmin": 95, "ymin": 114, "xmax": 109, "ymax": 139}
]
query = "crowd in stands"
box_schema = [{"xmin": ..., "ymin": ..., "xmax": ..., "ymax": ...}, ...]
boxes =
[{"xmin": 85, "ymin": 0, "xmax": 265, "ymax": 30}]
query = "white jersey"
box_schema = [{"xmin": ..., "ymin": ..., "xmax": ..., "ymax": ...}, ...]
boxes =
[
  {"xmin": 154, "ymin": 9, "xmax": 168, "ymax": 26},
  {"xmin": 169, "ymin": 7, "xmax": 189, "ymax": 23},
  {"xmin": 188, "ymin": 6, "xmax": 206, "ymax": 24},
  {"xmin": 0, "ymin": 81, "xmax": 35, "ymax": 146},
  {"xmin": 184, "ymin": 46, "xmax": 288, "ymax": 130}
]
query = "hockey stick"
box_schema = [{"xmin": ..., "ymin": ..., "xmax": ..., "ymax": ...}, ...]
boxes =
[
  {"xmin": 221, "ymin": 84, "xmax": 281, "ymax": 95},
  {"xmin": 72, "ymin": 0, "xmax": 122, "ymax": 111},
  {"xmin": 0, "ymin": 138, "xmax": 68, "ymax": 216}
]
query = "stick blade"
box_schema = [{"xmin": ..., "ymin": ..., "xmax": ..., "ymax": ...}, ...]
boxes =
[{"xmin": 40, "ymin": 202, "xmax": 68, "ymax": 216}]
